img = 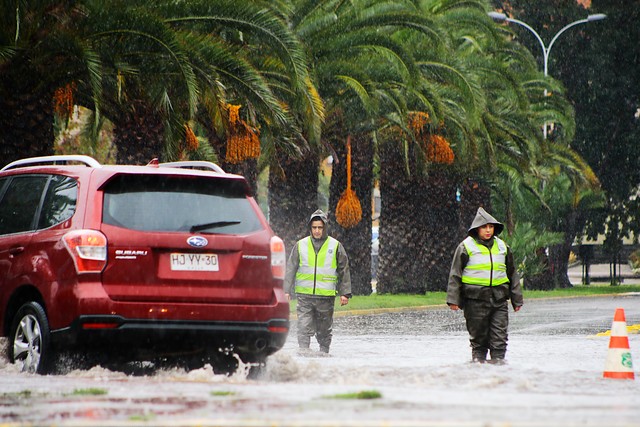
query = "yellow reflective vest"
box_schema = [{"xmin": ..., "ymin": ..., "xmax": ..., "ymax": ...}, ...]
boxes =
[
  {"xmin": 294, "ymin": 236, "xmax": 339, "ymax": 296},
  {"xmin": 461, "ymin": 236, "xmax": 509, "ymax": 286}
]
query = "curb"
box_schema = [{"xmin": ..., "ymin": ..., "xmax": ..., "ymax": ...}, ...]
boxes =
[
  {"xmin": 333, "ymin": 304, "xmax": 443, "ymax": 318},
  {"xmin": 288, "ymin": 292, "xmax": 640, "ymax": 320},
  {"xmin": 289, "ymin": 304, "xmax": 443, "ymax": 320}
]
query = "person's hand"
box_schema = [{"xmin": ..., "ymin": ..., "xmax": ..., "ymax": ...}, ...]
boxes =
[
  {"xmin": 514, "ymin": 305, "xmax": 522, "ymax": 312},
  {"xmin": 340, "ymin": 295, "xmax": 349, "ymax": 306},
  {"xmin": 448, "ymin": 304, "xmax": 460, "ymax": 311},
  {"xmin": 285, "ymin": 293, "xmax": 291, "ymax": 302}
]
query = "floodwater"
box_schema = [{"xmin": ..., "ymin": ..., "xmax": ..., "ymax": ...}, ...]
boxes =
[{"xmin": 1, "ymin": 295, "xmax": 640, "ymax": 426}]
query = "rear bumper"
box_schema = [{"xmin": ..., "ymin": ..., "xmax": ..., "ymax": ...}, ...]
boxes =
[{"xmin": 52, "ymin": 316, "xmax": 289, "ymax": 360}]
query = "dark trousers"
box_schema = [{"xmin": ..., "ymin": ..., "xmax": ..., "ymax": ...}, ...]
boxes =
[
  {"xmin": 463, "ymin": 298, "xmax": 509, "ymax": 360},
  {"xmin": 296, "ymin": 294, "xmax": 335, "ymax": 351}
]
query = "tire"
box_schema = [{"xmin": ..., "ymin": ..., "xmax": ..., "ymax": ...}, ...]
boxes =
[
  {"xmin": 246, "ymin": 361, "xmax": 267, "ymax": 380},
  {"xmin": 239, "ymin": 353, "xmax": 267, "ymax": 380},
  {"xmin": 209, "ymin": 350, "xmax": 239, "ymax": 376},
  {"xmin": 8, "ymin": 302, "xmax": 54, "ymax": 374}
]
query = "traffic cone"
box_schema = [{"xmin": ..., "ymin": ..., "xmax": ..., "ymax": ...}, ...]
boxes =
[{"xmin": 603, "ymin": 308, "xmax": 635, "ymax": 379}]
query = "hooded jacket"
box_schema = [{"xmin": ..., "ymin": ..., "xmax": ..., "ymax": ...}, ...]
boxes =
[
  {"xmin": 283, "ymin": 210, "xmax": 352, "ymax": 298},
  {"xmin": 467, "ymin": 207, "xmax": 504, "ymax": 237},
  {"xmin": 446, "ymin": 207, "xmax": 523, "ymax": 309}
]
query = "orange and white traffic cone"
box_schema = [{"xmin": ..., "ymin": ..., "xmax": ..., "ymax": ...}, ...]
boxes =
[{"xmin": 603, "ymin": 308, "xmax": 635, "ymax": 379}]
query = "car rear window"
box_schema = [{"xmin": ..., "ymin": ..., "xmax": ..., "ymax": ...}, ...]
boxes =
[{"xmin": 102, "ymin": 175, "xmax": 263, "ymax": 234}]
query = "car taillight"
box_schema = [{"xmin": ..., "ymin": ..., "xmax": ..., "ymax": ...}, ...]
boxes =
[
  {"xmin": 63, "ymin": 230, "xmax": 108, "ymax": 274},
  {"xmin": 270, "ymin": 236, "xmax": 286, "ymax": 280}
]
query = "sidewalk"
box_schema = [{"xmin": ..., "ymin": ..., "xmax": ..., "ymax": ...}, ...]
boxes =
[{"xmin": 567, "ymin": 262, "xmax": 640, "ymax": 285}]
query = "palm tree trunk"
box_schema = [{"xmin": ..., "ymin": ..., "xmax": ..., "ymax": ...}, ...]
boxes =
[
  {"xmin": 113, "ymin": 102, "xmax": 165, "ymax": 165},
  {"xmin": 549, "ymin": 243, "xmax": 573, "ymax": 288},
  {"xmin": 526, "ymin": 209, "xmax": 578, "ymax": 290},
  {"xmin": 549, "ymin": 209, "xmax": 578, "ymax": 288},
  {"xmin": 376, "ymin": 137, "xmax": 425, "ymax": 294},
  {"xmin": 376, "ymin": 137, "xmax": 460, "ymax": 293},
  {"xmin": 421, "ymin": 169, "xmax": 461, "ymax": 292},
  {"xmin": 222, "ymin": 160, "xmax": 259, "ymax": 197},
  {"xmin": 376, "ymin": 138, "xmax": 426, "ymax": 294},
  {"xmin": 268, "ymin": 149, "xmax": 319, "ymax": 253},
  {"xmin": 0, "ymin": 90, "xmax": 55, "ymax": 167},
  {"xmin": 328, "ymin": 133, "xmax": 374, "ymax": 296}
]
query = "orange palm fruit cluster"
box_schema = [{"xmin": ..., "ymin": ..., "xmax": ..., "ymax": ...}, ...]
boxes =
[
  {"xmin": 225, "ymin": 104, "xmax": 260, "ymax": 164},
  {"xmin": 53, "ymin": 83, "xmax": 76, "ymax": 118},
  {"xmin": 408, "ymin": 111, "xmax": 430, "ymax": 133},
  {"xmin": 407, "ymin": 111, "xmax": 455, "ymax": 165},
  {"xmin": 337, "ymin": 188, "xmax": 362, "ymax": 228},
  {"xmin": 336, "ymin": 137, "xmax": 362, "ymax": 228},
  {"xmin": 184, "ymin": 124, "xmax": 199, "ymax": 151},
  {"xmin": 426, "ymin": 134, "xmax": 455, "ymax": 164}
]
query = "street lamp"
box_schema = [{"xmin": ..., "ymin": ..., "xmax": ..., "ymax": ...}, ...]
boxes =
[{"xmin": 488, "ymin": 11, "xmax": 606, "ymax": 138}]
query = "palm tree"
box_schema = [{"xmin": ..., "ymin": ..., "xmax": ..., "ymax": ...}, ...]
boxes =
[
  {"xmin": 270, "ymin": 0, "xmax": 443, "ymax": 294},
  {"xmin": 165, "ymin": 1, "xmax": 324, "ymax": 196},
  {"xmin": 377, "ymin": 123, "xmax": 461, "ymax": 293},
  {"xmin": 375, "ymin": 0, "xmax": 586, "ymax": 293},
  {"xmin": 0, "ymin": 1, "xmax": 200, "ymax": 166},
  {"xmin": 375, "ymin": 1, "xmax": 494, "ymax": 293},
  {"xmin": 1, "ymin": 0, "xmax": 320, "ymax": 174},
  {"xmin": 0, "ymin": 1, "xmax": 104, "ymax": 166},
  {"xmin": 88, "ymin": 1, "xmax": 319, "ymax": 169}
]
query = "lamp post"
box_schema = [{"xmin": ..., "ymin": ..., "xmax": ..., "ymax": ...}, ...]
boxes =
[{"xmin": 488, "ymin": 11, "xmax": 606, "ymax": 138}]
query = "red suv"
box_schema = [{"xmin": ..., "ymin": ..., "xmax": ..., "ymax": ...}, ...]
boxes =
[{"xmin": 0, "ymin": 155, "xmax": 288, "ymax": 375}]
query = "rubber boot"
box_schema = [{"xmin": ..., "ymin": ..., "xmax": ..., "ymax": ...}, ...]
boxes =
[
  {"xmin": 488, "ymin": 349, "xmax": 506, "ymax": 365},
  {"xmin": 471, "ymin": 349, "xmax": 487, "ymax": 364},
  {"xmin": 297, "ymin": 336, "xmax": 313, "ymax": 356}
]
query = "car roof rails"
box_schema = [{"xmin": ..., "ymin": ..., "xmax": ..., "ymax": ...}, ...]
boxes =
[
  {"xmin": 1, "ymin": 155, "xmax": 102, "ymax": 171},
  {"xmin": 159, "ymin": 161, "xmax": 225, "ymax": 174}
]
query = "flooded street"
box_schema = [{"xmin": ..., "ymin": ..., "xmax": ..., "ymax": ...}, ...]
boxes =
[{"xmin": 2, "ymin": 295, "xmax": 640, "ymax": 426}]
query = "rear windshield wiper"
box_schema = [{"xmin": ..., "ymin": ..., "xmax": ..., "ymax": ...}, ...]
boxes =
[{"xmin": 190, "ymin": 221, "xmax": 241, "ymax": 233}]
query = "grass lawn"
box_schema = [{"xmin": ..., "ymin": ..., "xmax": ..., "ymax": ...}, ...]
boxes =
[{"xmin": 288, "ymin": 284, "xmax": 640, "ymax": 314}]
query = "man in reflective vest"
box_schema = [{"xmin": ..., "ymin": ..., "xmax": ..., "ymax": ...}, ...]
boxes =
[
  {"xmin": 447, "ymin": 207, "xmax": 523, "ymax": 364},
  {"xmin": 284, "ymin": 209, "xmax": 351, "ymax": 355}
]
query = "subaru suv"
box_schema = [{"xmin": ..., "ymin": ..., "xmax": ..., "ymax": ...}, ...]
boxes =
[{"xmin": 0, "ymin": 155, "xmax": 288, "ymax": 375}]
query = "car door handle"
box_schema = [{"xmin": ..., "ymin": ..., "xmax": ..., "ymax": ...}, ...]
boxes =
[{"xmin": 9, "ymin": 246, "xmax": 25, "ymax": 256}]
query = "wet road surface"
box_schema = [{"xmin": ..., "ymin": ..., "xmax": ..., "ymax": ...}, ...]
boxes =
[{"xmin": 1, "ymin": 294, "xmax": 640, "ymax": 426}]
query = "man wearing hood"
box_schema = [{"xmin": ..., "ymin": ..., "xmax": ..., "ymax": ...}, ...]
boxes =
[
  {"xmin": 447, "ymin": 207, "xmax": 523, "ymax": 364},
  {"xmin": 284, "ymin": 209, "xmax": 352, "ymax": 355}
]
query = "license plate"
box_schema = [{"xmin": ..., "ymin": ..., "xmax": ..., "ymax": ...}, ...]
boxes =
[{"xmin": 170, "ymin": 253, "xmax": 219, "ymax": 271}]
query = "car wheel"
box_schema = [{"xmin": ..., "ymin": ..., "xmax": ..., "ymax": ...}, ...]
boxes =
[
  {"xmin": 238, "ymin": 353, "xmax": 267, "ymax": 380},
  {"xmin": 209, "ymin": 351, "xmax": 239, "ymax": 376},
  {"xmin": 246, "ymin": 360, "xmax": 267, "ymax": 380},
  {"xmin": 8, "ymin": 302, "xmax": 53, "ymax": 374}
]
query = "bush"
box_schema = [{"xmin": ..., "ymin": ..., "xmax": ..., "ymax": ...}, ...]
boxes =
[{"xmin": 507, "ymin": 222, "xmax": 564, "ymax": 280}]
